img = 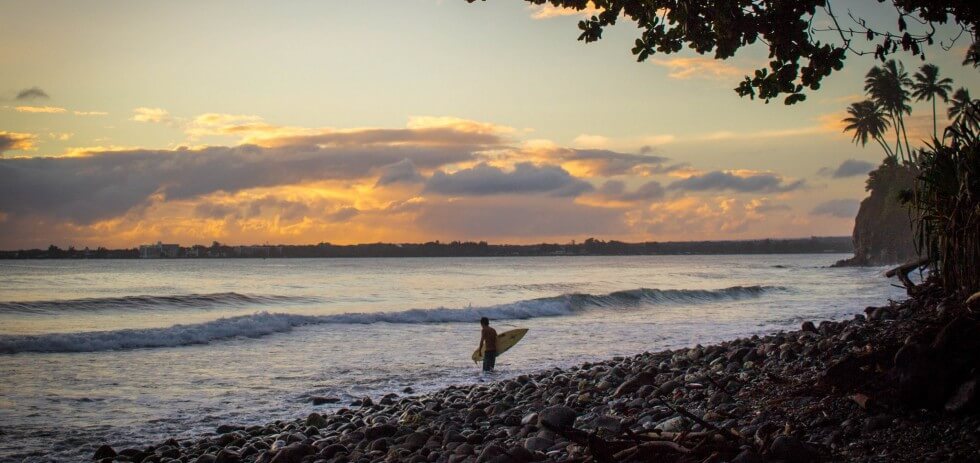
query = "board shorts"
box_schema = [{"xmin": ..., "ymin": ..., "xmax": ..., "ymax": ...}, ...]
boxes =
[{"xmin": 483, "ymin": 351, "xmax": 497, "ymax": 372}]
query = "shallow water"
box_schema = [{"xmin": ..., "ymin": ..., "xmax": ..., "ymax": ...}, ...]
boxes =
[{"xmin": 0, "ymin": 255, "xmax": 904, "ymax": 461}]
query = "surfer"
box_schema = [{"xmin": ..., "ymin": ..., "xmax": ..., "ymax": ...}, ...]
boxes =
[{"xmin": 478, "ymin": 317, "xmax": 498, "ymax": 372}]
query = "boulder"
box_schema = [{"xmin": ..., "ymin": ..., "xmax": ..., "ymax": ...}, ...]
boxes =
[
  {"xmin": 93, "ymin": 445, "xmax": 116, "ymax": 460},
  {"xmin": 538, "ymin": 406, "xmax": 577, "ymax": 430},
  {"xmin": 613, "ymin": 372, "xmax": 657, "ymax": 397},
  {"xmin": 269, "ymin": 443, "xmax": 314, "ymax": 463}
]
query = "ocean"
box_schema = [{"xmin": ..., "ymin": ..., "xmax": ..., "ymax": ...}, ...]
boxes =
[{"xmin": 0, "ymin": 255, "xmax": 904, "ymax": 462}]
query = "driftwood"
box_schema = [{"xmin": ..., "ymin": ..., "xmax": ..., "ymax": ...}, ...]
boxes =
[{"xmin": 886, "ymin": 257, "xmax": 931, "ymax": 294}]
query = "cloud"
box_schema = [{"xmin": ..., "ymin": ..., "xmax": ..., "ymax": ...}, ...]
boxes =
[
  {"xmin": 73, "ymin": 110, "xmax": 109, "ymax": 116},
  {"xmin": 15, "ymin": 105, "xmax": 67, "ymax": 114},
  {"xmin": 745, "ymin": 198, "xmax": 791, "ymax": 214},
  {"xmin": 0, "ymin": 127, "xmax": 486, "ymax": 224},
  {"xmin": 16, "ymin": 87, "xmax": 49, "ymax": 100},
  {"xmin": 376, "ymin": 159, "xmax": 424, "ymax": 186},
  {"xmin": 0, "ymin": 131, "xmax": 37, "ymax": 154},
  {"xmin": 48, "ymin": 132, "xmax": 74, "ymax": 141},
  {"xmin": 415, "ymin": 196, "xmax": 625, "ymax": 239},
  {"xmin": 650, "ymin": 57, "xmax": 744, "ymax": 80},
  {"xmin": 668, "ymin": 170, "xmax": 805, "ymax": 193},
  {"xmin": 516, "ymin": 143, "xmax": 676, "ymax": 177},
  {"xmin": 406, "ymin": 116, "xmax": 515, "ymax": 135},
  {"xmin": 593, "ymin": 180, "xmax": 665, "ymax": 202},
  {"xmin": 819, "ymin": 159, "xmax": 875, "ymax": 178},
  {"xmin": 529, "ymin": 2, "xmax": 602, "ymax": 20},
  {"xmin": 812, "ymin": 199, "xmax": 860, "ymax": 219},
  {"xmin": 572, "ymin": 133, "xmax": 676, "ymax": 150},
  {"xmin": 424, "ymin": 162, "xmax": 593, "ymax": 197},
  {"xmin": 131, "ymin": 107, "xmax": 173, "ymax": 124}
]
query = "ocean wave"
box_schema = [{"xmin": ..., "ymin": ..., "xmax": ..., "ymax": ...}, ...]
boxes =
[
  {"xmin": 0, "ymin": 293, "xmax": 321, "ymax": 314},
  {"xmin": 0, "ymin": 285, "xmax": 779, "ymax": 354}
]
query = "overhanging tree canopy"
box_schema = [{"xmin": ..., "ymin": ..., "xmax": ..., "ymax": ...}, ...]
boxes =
[{"xmin": 470, "ymin": 0, "xmax": 978, "ymax": 104}]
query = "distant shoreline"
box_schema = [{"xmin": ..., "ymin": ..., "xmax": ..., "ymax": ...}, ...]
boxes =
[{"xmin": 0, "ymin": 236, "xmax": 852, "ymax": 259}]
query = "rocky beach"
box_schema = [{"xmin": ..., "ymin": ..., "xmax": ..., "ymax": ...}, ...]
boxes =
[{"xmin": 86, "ymin": 287, "xmax": 980, "ymax": 463}]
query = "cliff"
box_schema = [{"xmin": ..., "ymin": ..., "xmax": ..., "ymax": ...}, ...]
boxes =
[{"xmin": 835, "ymin": 159, "xmax": 919, "ymax": 266}]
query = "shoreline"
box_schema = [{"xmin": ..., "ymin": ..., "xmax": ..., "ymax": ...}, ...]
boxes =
[{"xmin": 86, "ymin": 294, "xmax": 980, "ymax": 463}]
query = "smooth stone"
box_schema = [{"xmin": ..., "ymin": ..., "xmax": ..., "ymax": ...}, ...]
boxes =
[
  {"xmin": 655, "ymin": 416, "xmax": 690, "ymax": 433},
  {"xmin": 214, "ymin": 449, "xmax": 241, "ymax": 463},
  {"xmin": 93, "ymin": 444, "xmax": 117, "ymax": 460},
  {"xmin": 269, "ymin": 443, "xmax": 314, "ymax": 463},
  {"xmin": 311, "ymin": 396, "xmax": 340, "ymax": 406},
  {"xmin": 538, "ymin": 406, "xmax": 576, "ymax": 430},
  {"xmin": 523, "ymin": 437, "xmax": 552, "ymax": 453},
  {"xmin": 769, "ymin": 436, "xmax": 816, "ymax": 462}
]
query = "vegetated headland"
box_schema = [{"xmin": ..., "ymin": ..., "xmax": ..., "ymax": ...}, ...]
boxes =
[{"xmin": 0, "ymin": 236, "xmax": 852, "ymax": 259}]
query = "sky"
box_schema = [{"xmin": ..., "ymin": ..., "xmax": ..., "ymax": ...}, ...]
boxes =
[{"xmin": 1, "ymin": 0, "xmax": 977, "ymax": 249}]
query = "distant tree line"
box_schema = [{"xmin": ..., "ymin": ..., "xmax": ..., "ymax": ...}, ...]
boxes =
[{"xmin": 0, "ymin": 237, "xmax": 853, "ymax": 259}]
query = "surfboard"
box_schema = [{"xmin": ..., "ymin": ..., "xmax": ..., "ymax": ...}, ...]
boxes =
[{"xmin": 472, "ymin": 328, "xmax": 528, "ymax": 363}]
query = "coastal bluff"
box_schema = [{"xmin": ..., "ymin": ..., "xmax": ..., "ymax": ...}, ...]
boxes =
[{"xmin": 835, "ymin": 161, "xmax": 919, "ymax": 267}]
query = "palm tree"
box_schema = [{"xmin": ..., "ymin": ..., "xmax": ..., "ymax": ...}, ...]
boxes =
[
  {"xmin": 948, "ymin": 88, "xmax": 975, "ymax": 129},
  {"xmin": 912, "ymin": 64, "xmax": 954, "ymax": 139},
  {"xmin": 865, "ymin": 60, "xmax": 913, "ymax": 160},
  {"xmin": 843, "ymin": 100, "xmax": 895, "ymax": 159}
]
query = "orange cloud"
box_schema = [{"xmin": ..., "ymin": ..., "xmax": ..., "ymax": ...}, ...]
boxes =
[
  {"xmin": 529, "ymin": 2, "xmax": 602, "ymax": 19},
  {"xmin": 73, "ymin": 110, "xmax": 108, "ymax": 116},
  {"xmin": 15, "ymin": 105, "xmax": 67, "ymax": 114},
  {"xmin": 131, "ymin": 107, "xmax": 173, "ymax": 124},
  {"xmin": 0, "ymin": 131, "xmax": 37, "ymax": 153},
  {"xmin": 650, "ymin": 57, "xmax": 744, "ymax": 80}
]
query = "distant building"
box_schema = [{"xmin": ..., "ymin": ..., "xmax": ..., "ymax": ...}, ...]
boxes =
[{"xmin": 139, "ymin": 241, "xmax": 180, "ymax": 258}]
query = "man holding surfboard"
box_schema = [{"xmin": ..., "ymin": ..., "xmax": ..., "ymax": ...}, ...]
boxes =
[
  {"xmin": 478, "ymin": 317, "xmax": 497, "ymax": 372},
  {"xmin": 472, "ymin": 319, "xmax": 529, "ymax": 372}
]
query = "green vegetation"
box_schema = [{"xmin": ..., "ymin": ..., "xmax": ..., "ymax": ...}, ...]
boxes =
[{"xmin": 840, "ymin": 59, "xmax": 978, "ymax": 294}]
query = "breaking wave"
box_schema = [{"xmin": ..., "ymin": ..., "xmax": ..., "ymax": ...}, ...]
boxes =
[
  {"xmin": 0, "ymin": 285, "xmax": 779, "ymax": 354},
  {"xmin": 0, "ymin": 292, "xmax": 321, "ymax": 314}
]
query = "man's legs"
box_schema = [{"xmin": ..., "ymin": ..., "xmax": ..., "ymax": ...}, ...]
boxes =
[{"xmin": 483, "ymin": 351, "xmax": 496, "ymax": 372}]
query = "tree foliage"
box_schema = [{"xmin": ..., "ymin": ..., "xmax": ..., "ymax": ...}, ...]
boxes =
[{"xmin": 470, "ymin": 0, "xmax": 978, "ymax": 104}]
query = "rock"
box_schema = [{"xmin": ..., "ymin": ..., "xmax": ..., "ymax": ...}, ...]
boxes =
[
  {"xmin": 945, "ymin": 378, "xmax": 979, "ymax": 413},
  {"xmin": 731, "ymin": 449, "xmax": 764, "ymax": 463},
  {"xmin": 538, "ymin": 406, "xmax": 577, "ymax": 430},
  {"xmin": 364, "ymin": 424, "xmax": 397, "ymax": 440},
  {"xmin": 476, "ymin": 444, "xmax": 505, "ymax": 463},
  {"xmin": 317, "ymin": 444, "xmax": 348, "ymax": 459},
  {"xmin": 454, "ymin": 443, "xmax": 474, "ymax": 455},
  {"xmin": 214, "ymin": 449, "xmax": 241, "ymax": 463},
  {"xmin": 194, "ymin": 455, "xmax": 216, "ymax": 463},
  {"xmin": 769, "ymin": 435, "xmax": 816, "ymax": 462},
  {"xmin": 655, "ymin": 416, "xmax": 690, "ymax": 433},
  {"xmin": 523, "ymin": 436, "xmax": 552, "ymax": 452},
  {"xmin": 310, "ymin": 396, "xmax": 340, "ymax": 405},
  {"xmin": 403, "ymin": 386, "xmax": 415, "ymax": 394},
  {"xmin": 595, "ymin": 415, "xmax": 622, "ymax": 433},
  {"xmin": 404, "ymin": 432, "xmax": 430, "ymax": 449},
  {"xmin": 155, "ymin": 445, "xmax": 180, "ymax": 459},
  {"xmin": 93, "ymin": 445, "xmax": 116, "ymax": 460},
  {"xmin": 520, "ymin": 412, "xmax": 538, "ymax": 426},
  {"xmin": 369, "ymin": 437, "xmax": 389, "ymax": 452},
  {"xmin": 657, "ymin": 380, "xmax": 681, "ymax": 396},
  {"xmin": 306, "ymin": 412, "xmax": 327, "ymax": 428},
  {"xmin": 864, "ymin": 414, "xmax": 892, "ymax": 432},
  {"xmin": 269, "ymin": 442, "xmax": 314, "ymax": 463},
  {"xmin": 801, "ymin": 321, "xmax": 817, "ymax": 333},
  {"xmin": 216, "ymin": 424, "xmax": 242, "ymax": 434},
  {"xmin": 613, "ymin": 372, "xmax": 657, "ymax": 397}
]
